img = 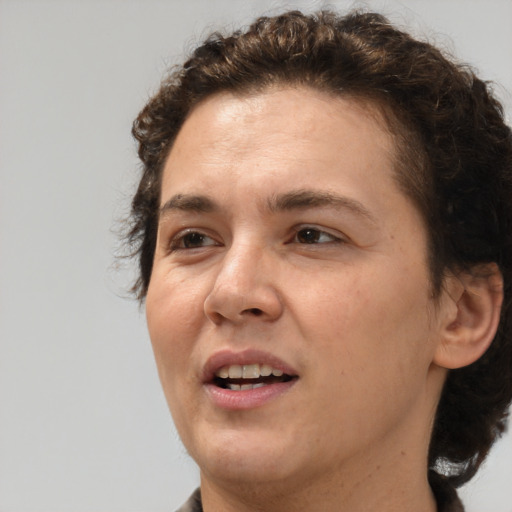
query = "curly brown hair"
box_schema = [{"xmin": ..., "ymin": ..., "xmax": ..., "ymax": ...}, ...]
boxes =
[{"xmin": 128, "ymin": 10, "xmax": 512, "ymax": 487}]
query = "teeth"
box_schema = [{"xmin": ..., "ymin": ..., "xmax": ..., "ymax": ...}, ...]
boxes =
[
  {"xmin": 215, "ymin": 363, "xmax": 287, "ymax": 379},
  {"xmin": 227, "ymin": 382, "xmax": 268, "ymax": 391},
  {"xmin": 260, "ymin": 364, "xmax": 272, "ymax": 376},
  {"xmin": 243, "ymin": 364, "xmax": 259, "ymax": 378},
  {"xmin": 228, "ymin": 365, "xmax": 242, "ymax": 379},
  {"xmin": 216, "ymin": 366, "xmax": 229, "ymax": 379}
]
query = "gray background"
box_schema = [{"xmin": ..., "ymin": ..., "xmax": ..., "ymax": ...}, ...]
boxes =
[{"xmin": 1, "ymin": 0, "xmax": 511, "ymax": 511}]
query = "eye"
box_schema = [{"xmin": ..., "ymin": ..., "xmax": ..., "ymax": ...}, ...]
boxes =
[
  {"xmin": 170, "ymin": 230, "xmax": 219, "ymax": 250},
  {"xmin": 293, "ymin": 227, "xmax": 342, "ymax": 244}
]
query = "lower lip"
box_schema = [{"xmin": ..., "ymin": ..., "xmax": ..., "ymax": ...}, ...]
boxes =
[{"xmin": 204, "ymin": 379, "xmax": 297, "ymax": 410}]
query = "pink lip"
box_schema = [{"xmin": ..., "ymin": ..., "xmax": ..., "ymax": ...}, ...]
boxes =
[{"xmin": 202, "ymin": 349, "xmax": 299, "ymax": 411}]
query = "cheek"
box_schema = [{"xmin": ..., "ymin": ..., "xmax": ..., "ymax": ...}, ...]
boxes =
[
  {"xmin": 297, "ymin": 267, "xmax": 434, "ymax": 372},
  {"xmin": 145, "ymin": 277, "xmax": 208, "ymax": 427},
  {"xmin": 146, "ymin": 272, "xmax": 208, "ymax": 371},
  {"xmin": 291, "ymin": 268, "xmax": 373, "ymax": 332}
]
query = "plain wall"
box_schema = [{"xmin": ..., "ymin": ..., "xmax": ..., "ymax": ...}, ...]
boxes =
[{"xmin": 1, "ymin": 0, "xmax": 511, "ymax": 511}]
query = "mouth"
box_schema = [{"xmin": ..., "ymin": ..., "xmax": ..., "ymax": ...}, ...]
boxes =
[
  {"xmin": 213, "ymin": 363, "xmax": 296, "ymax": 391},
  {"xmin": 203, "ymin": 350, "xmax": 299, "ymax": 409}
]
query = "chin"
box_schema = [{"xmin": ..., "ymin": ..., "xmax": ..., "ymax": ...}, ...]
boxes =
[{"xmin": 187, "ymin": 427, "xmax": 307, "ymax": 485}]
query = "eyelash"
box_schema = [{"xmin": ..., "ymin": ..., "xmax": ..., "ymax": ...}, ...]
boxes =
[
  {"xmin": 290, "ymin": 226, "xmax": 344, "ymax": 245},
  {"xmin": 169, "ymin": 226, "xmax": 344, "ymax": 252},
  {"xmin": 169, "ymin": 230, "xmax": 219, "ymax": 251}
]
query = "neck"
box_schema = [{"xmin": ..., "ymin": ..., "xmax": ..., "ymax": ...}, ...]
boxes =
[{"xmin": 199, "ymin": 447, "xmax": 438, "ymax": 512}]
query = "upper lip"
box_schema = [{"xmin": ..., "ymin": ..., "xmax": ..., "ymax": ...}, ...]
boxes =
[{"xmin": 202, "ymin": 348, "xmax": 298, "ymax": 383}]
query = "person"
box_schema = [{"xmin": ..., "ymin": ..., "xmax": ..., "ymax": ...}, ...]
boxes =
[{"xmin": 126, "ymin": 9, "xmax": 512, "ymax": 512}]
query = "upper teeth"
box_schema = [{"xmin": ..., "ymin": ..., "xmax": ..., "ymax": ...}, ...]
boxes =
[{"xmin": 215, "ymin": 364, "xmax": 284, "ymax": 379}]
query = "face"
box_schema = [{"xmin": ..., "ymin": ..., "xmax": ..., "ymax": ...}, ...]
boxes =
[{"xmin": 146, "ymin": 88, "xmax": 448, "ymax": 492}]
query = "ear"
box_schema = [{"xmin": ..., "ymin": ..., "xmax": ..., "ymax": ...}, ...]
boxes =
[{"xmin": 433, "ymin": 263, "xmax": 504, "ymax": 370}]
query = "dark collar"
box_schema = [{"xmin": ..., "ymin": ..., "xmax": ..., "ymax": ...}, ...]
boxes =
[{"xmin": 175, "ymin": 488, "xmax": 202, "ymax": 512}]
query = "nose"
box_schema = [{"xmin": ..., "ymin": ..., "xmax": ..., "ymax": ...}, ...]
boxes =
[{"xmin": 203, "ymin": 243, "xmax": 283, "ymax": 325}]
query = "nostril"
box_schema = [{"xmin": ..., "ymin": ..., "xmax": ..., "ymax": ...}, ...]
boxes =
[{"xmin": 246, "ymin": 308, "xmax": 263, "ymax": 316}]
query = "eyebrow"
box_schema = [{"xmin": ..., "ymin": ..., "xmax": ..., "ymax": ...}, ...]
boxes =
[
  {"xmin": 267, "ymin": 189, "xmax": 377, "ymax": 224},
  {"xmin": 159, "ymin": 189, "xmax": 376, "ymax": 224},
  {"xmin": 159, "ymin": 194, "xmax": 217, "ymax": 216}
]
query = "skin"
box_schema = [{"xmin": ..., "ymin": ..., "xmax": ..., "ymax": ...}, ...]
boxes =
[{"xmin": 145, "ymin": 87, "xmax": 460, "ymax": 512}]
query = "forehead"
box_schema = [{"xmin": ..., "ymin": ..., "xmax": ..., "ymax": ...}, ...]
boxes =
[{"xmin": 161, "ymin": 87, "xmax": 398, "ymax": 196}]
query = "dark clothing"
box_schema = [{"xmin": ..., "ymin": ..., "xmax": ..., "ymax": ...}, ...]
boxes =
[
  {"xmin": 175, "ymin": 488, "xmax": 202, "ymax": 512},
  {"xmin": 175, "ymin": 473, "xmax": 464, "ymax": 512}
]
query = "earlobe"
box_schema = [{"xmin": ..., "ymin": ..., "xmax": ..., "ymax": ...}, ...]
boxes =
[{"xmin": 433, "ymin": 264, "xmax": 504, "ymax": 370}]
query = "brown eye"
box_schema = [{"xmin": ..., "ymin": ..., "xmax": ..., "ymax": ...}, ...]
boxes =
[
  {"xmin": 297, "ymin": 228, "xmax": 320, "ymax": 244},
  {"xmin": 183, "ymin": 232, "xmax": 207, "ymax": 248},
  {"xmin": 171, "ymin": 231, "xmax": 217, "ymax": 250},
  {"xmin": 295, "ymin": 228, "xmax": 339, "ymax": 244}
]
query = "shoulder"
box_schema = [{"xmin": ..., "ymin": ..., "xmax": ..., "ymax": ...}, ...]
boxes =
[{"xmin": 174, "ymin": 488, "xmax": 203, "ymax": 512}]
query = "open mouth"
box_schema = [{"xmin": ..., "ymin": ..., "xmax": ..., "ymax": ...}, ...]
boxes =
[{"xmin": 213, "ymin": 363, "xmax": 296, "ymax": 391}]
